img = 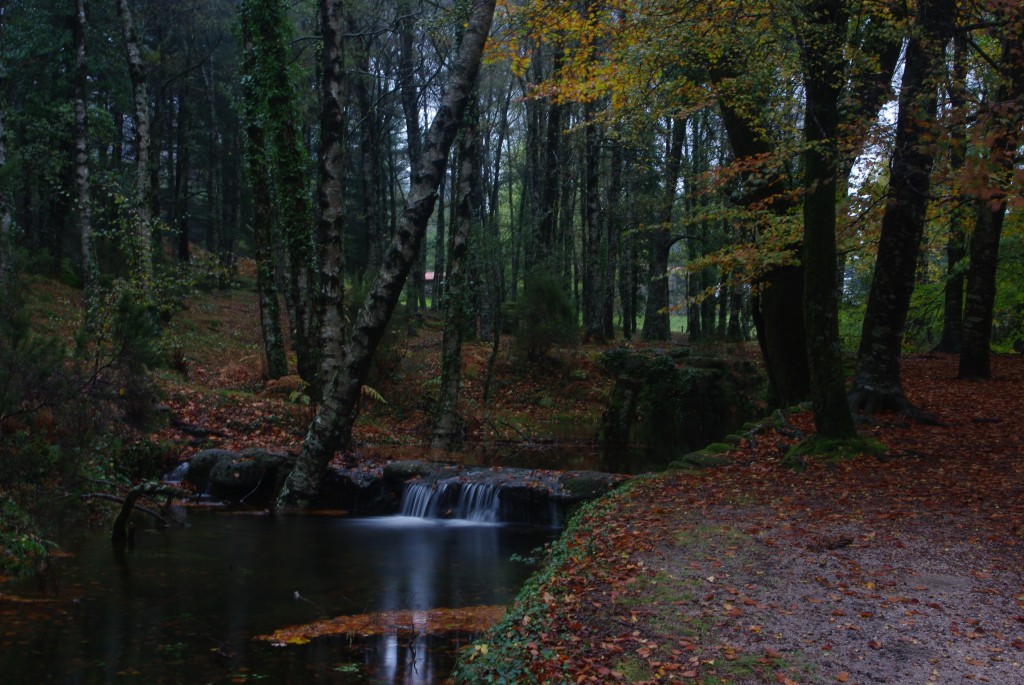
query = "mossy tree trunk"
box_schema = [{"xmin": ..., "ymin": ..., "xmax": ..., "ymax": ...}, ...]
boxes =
[{"xmin": 239, "ymin": 24, "xmax": 288, "ymax": 380}]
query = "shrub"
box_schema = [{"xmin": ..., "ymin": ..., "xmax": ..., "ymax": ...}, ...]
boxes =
[{"xmin": 514, "ymin": 273, "xmax": 578, "ymax": 361}]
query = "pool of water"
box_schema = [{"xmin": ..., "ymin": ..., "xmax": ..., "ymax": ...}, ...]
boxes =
[{"xmin": 0, "ymin": 510, "xmax": 556, "ymax": 684}]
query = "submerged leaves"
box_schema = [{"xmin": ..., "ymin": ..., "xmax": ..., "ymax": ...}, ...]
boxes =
[{"xmin": 256, "ymin": 605, "xmax": 506, "ymax": 646}]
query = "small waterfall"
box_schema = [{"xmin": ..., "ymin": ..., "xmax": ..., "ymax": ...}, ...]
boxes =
[
  {"xmin": 399, "ymin": 480, "xmax": 502, "ymax": 523},
  {"xmin": 164, "ymin": 462, "xmax": 190, "ymax": 483}
]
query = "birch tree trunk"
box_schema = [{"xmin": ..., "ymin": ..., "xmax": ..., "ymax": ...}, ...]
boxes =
[
  {"xmin": 73, "ymin": 0, "xmax": 98, "ymax": 315},
  {"xmin": 316, "ymin": 0, "xmax": 347, "ymax": 395},
  {"xmin": 277, "ymin": 0, "xmax": 497, "ymax": 507},
  {"xmin": 114, "ymin": 0, "xmax": 153, "ymax": 282}
]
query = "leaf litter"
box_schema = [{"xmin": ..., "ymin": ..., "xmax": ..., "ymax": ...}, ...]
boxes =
[{"xmin": 476, "ymin": 354, "xmax": 1024, "ymax": 684}]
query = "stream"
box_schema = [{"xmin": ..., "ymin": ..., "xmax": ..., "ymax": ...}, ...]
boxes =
[{"xmin": 0, "ymin": 510, "xmax": 556, "ymax": 684}]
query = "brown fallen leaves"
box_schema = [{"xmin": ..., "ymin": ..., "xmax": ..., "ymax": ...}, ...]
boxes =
[
  {"xmin": 255, "ymin": 605, "xmax": 506, "ymax": 646},
  {"xmin": 469, "ymin": 353, "xmax": 1024, "ymax": 684}
]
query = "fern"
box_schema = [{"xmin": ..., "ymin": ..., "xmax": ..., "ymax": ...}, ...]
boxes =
[{"xmin": 360, "ymin": 385, "xmax": 387, "ymax": 404}]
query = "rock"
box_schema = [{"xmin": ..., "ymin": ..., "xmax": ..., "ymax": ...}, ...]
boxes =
[{"xmin": 185, "ymin": 448, "xmax": 293, "ymax": 505}]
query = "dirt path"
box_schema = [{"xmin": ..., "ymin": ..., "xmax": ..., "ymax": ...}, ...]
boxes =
[{"xmin": 459, "ymin": 354, "xmax": 1024, "ymax": 684}]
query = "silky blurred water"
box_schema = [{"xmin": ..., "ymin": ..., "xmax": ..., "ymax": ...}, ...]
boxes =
[{"xmin": 0, "ymin": 510, "xmax": 555, "ymax": 684}]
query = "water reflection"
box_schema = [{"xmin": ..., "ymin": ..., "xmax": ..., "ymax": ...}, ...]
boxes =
[{"xmin": 0, "ymin": 511, "xmax": 554, "ymax": 684}]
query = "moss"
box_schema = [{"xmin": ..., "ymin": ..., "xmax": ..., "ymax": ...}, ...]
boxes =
[
  {"xmin": 668, "ymin": 452, "xmax": 731, "ymax": 470},
  {"xmin": 783, "ymin": 436, "xmax": 887, "ymax": 470}
]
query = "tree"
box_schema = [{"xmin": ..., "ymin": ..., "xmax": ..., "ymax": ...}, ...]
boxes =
[
  {"xmin": 244, "ymin": 0, "xmax": 320, "ymax": 390},
  {"xmin": 935, "ymin": 34, "xmax": 969, "ymax": 353},
  {"xmin": 641, "ymin": 116, "xmax": 685, "ymax": 342},
  {"xmin": 316, "ymin": 0, "xmax": 347, "ymax": 394},
  {"xmin": 73, "ymin": 0, "xmax": 98, "ymax": 316},
  {"xmin": 239, "ymin": 15, "xmax": 288, "ymax": 379},
  {"xmin": 114, "ymin": 0, "xmax": 154, "ymax": 284},
  {"xmin": 0, "ymin": 0, "xmax": 13, "ymax": 294},
  {"xmin": 849, "ymin": 0, "xmax": 954, "ymax": 417},
  {"xmin": 278, "ymin": 0, "xmax": 497, "ymax": 507},
  {"xmin": 432, "ymin": 99, "xmax": 482, "ymax": 451},
  {"xmin": 959, "ymin": 4, "xmax": 1024, "ymax": 379},
  {"xmin": 798, "ymin": 0, "xmax": 856, "ymax": 438}
]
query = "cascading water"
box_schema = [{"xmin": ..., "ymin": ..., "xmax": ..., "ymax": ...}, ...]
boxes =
[{"xmin": 398, "ymin": 480, "xmax": 502, "ymax": 523}]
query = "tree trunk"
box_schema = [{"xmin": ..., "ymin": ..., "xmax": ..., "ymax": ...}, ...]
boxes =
[
  {"xmin": 849, "ymin": 0, "xmax": 953, "ymax": 417},
  {"xmin": 240, "ymin": 25, "xmax": 288, "ymax": 380},
  {"xmin": 72, "ymin": 0, "xmax": 98, "ymax": 315},
  {"xmin": 432, "ymin": 173, "xmax": 447, "ymax": 307},
  {"xmin": 582, "ymin": 100, "xmax": 604, "ymax": 342},
  {"xmin": 174, "ymin": 96, "xmax": 190, "ymax": 263},
  {"xmin": 537, "ymin": 49, "xmax": 563, "ymax": 266},
  {"xmin": 0, "ymin": 0, "xmax": 10, "ymax": 291},
  {"xmin": 604, "ymin": 137, "xmax": 622, "ymax": 339},
  {"xmin": 277, "ymin": 0, "xmax": 497, "ymax": 507},
  {"xmin": 935, "ymin": 35, "xmax": 968, "ymax": 354},
  {"xmin": 202, "ymin": 61, "xmax": 221, "ymax": 256},
  {"xmin": 351, "ymin": 27, "xmax": 386, "ymax": 278},
  {"xmin": 399, "ymin": 0, "xmax": 425, "ymax": 323},
  {"xmin": 800, "ymin": 0, "xmax": 856, "ymax": 438},
  {"xmin": 247, "ymin": 0, "xmax": 320, "ymax": 389},
  {"xmin": 114, "ymin": 0, "xmax": 153, "ymax": 282},
  {"xmin": 432, "ymin": 101, "xmax": 481, "ymax": 451},
  {"xmin": 316, "ymin": 0, "xmax": 347, "ymax": 395},
  {"xmin": 641, "ymin": 117, "xmax": 686, "ymax": 341},
  {"xmin": 959, "ymin": 16, "xmax": 1023, "ymax": 378},
  {"xmin": 958, "ymin": 10, "xmax": 1024, "ymax": 376}
]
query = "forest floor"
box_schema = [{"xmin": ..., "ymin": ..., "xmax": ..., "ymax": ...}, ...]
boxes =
[
  {"xmin": 465, "ymin": 353, "xmax": 1024, "ymax": 684},
  {"xmin": 14, "ymin": 276, "xmax": 1024, "ymax": 684}
]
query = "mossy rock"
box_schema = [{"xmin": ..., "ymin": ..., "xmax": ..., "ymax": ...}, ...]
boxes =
[
  {"xmin": 558, "ymin": 471, "xmax": 624, "ymax": 499},
  {"xmin": 668, "ymin": 452, "xmax": 731, "ymax": 470},
  {"xmin": 383, "ymin": 460, "xmax": 443, "ymax": 482}
]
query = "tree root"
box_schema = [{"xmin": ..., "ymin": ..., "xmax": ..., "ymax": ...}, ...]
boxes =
[
  {"xmin": 848, "ymin": 387, "xmax": 942, "ymax": 425},
  {"xmin": 82, "ymin": 482, "xmax": 189, "ymax": 547}
]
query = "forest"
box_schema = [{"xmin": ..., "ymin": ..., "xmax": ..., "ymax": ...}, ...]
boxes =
[{"xmin": 0, "ymin": 0, "xmax": 1022, "ymax": 682}]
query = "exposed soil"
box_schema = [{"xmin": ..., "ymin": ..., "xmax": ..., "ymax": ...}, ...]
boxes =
[{"xmin": 467, "ymin": 354, "xmax": 1024, "ymax": 684}]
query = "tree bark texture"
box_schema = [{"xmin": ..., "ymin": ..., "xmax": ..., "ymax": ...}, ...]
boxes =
[
  {"xmin": 246, "ymin": 0, "xmax": 320, "ymax": 389},
  {"xmin": 800, "ymin": 0, "xmax": 856, "ymax": 438},
  {"xmin": 277, "ymin": 0, "xmax": 497, "ymax": 507},
  {"xmin": 351, "ymin": 23, "xmax": 386, "ymax": 278},
  {"xmin": 582, "ymin": 100, "xmax": 604, "ymax": 342},
  {"xmin": 959, "ymin": 13, "xmax": 1023, "ymax": 379},
  {"xmin": 641, "ymin": 117, "xmax": 686, "ymax": 342},
  {"xmin": 72, "ymin": 0, "xmax": 98, "ymax": 314},
  {"xmin": 0, "ymin": 0, "xmax": 10, "ymax": 290},
  {"xmin": 936, "ymin": 35, "xmax": 968, "ymax": 354},
  {"xmin": 432, "ymin": 101, "xmax": 481, "ymax": 451},
  {"xmin": 850, "ymin": 0, "xmax": 953, "ymax": 416},
  {"xmin": 604, "ymin": 137, "xmax": 622, "ymax": 339},
  {"xmin": 316, "ymin": 0, "xmax": 347, "ymax": 396},
  {"xmin": 114, "ymin": 0, "xmax": 153, "ymax": 281}
]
